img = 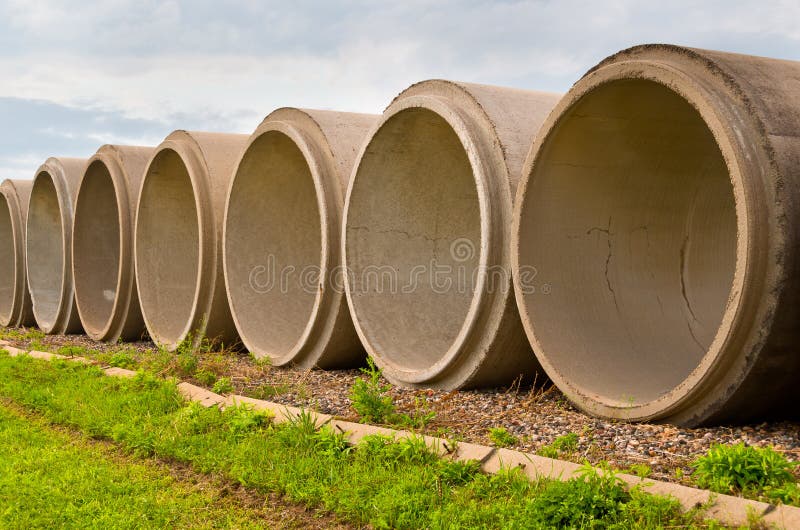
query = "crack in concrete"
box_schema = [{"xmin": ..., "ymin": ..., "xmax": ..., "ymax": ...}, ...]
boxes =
[
  {"xmin": 679, "ymin": 233, "xmax": 700, "ymax": 324},
  {"xmin": 680, "ymin": 233, "xmax": 707, "ymax": 352},
  {"xmin": 587, "ymin": 217, "xmax": 619, "ymax": 313},
  {"xmin": 348, "ymin": 225, "xmax": 445, "ymax": 246},
  {"xmin": 686, "ymin": 320, "xmax": 705, "ymax": 352}
]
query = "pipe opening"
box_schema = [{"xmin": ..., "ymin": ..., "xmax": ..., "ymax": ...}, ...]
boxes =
[
  {"xmin": 27, "ymin": 173, "xmax": 65, "ymax": 330},
  {"xmin": 0, "ymin": 198, "xmax": 16, "ymax": 323},
  {"xmin": 136, "ymin": 149, "xmax": 200, "ymax": 344},
  {"xmin": 346, "ymin": 108, "xmax": 481, "ymax": 372},
  {"xmin": 73, "ymin": 161, "xmax": 121, "ymax": 334},
  {"xmin": 519, "ymin": 79, "xmax": 737, "ymax": 406},
  {"xmin": 226, "ymin": 131, "xmax": 322, "ymax": 358}
]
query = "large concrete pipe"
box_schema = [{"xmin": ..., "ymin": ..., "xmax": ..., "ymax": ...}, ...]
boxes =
[
  {"xmin": 224, "ymin": 108, "xmax": 377, "ymax": 368},
  {"xmin": 0, "ymin": 179, "xmax": 34, "ymax": 327},
  {"xmin": 72, "ymin": 145, "xmax": 154, "ymax": 342},
  {"xmin": 135, "ymin": 131, "xmax": 247, "ymax": 350},
  {"xmin": 26, "ymin": 157, "xmax": 86, "ymax": 334},
  {"xmin": 512, "ymin": 44, "xmax": 800, "ymax": 426},
  {"xmin": 343, "ymin": 80, "xmax": 560, "ymax": 389}
]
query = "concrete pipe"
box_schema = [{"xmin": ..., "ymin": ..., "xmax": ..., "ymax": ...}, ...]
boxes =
[
  {"xmin": 72, "ymin": 145, "xmax": 155, "ymax": 342},
  {"xmin": 224, "ymin": 108, "xmax": 377, "ymax": 368},
  {"xmin": 512, "ymin": 44, "xmax": 800, "ymax": 426},
  {"xmin": 343, "ymin": 80, "xmax": 561, "ymax": 389},
  {"xmin": 0, "ymin": 179, "xmax": 35, "ymax": 327},
  {"xmin": 26, "ymin": 157, "xmax": 87, "ymax": 334},
  {"xmin": 135, "ymin": 131, "xmax": 248, "ymax": 350}
]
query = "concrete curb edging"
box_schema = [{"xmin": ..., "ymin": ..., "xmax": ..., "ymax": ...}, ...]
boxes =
[
  {"xmin": 1, "ymin": 341, "xmax": 797, "ymax": 529},
  {"xmin": 104, "ymin": 366, "xmax": 137, "ymax": 378}
]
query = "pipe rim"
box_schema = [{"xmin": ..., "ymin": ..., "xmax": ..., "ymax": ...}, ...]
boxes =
[
  {"xmin": 72, "ymin": 154, "xmax": 131, "ymax": 341},
  {"xmin": 223, "ymin": 120, "xmax": 332, "ymax": 366},
  {"xmin": 512, "ymin": 58, "xmax": 756, "ymax": 422},
  {"xmin": 342, "ymin": 94, "xmax": 495, "ymax": 384},
  {"xmin": 0, "ymin": 187, "xmax": 21, "ymax": 326},
  {"xmin": 134, "ymin": 138, "xmax": 209, "ymax": 350},
  {"xmin": 27, "ymin": 166, "xmax": 72, "ymax": 334}
]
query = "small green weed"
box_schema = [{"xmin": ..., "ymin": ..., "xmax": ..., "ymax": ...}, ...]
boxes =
[
  {"xmin": 211, "ymin": 377, "xmax": 234, "ymax": 395},
  {"xmin": 249, "ymin": 352, "xmax": 272, "ymax": 367},
  {"xmin": 173, "ymin": 402, "xmax": 225, "ymax": 435},
  {"xmin": 349, "ymin": 357, "xmax": 395, "ymax": 423},
  {"xmin": 107, "ymin": 350, "xmax": 137, "ymax": 369},
  {"xmin": 627, "ymin": 463, "xmax": 652, "ymax": 478},
  {"xmin": 531, "ymin": 463, "xmax": 627, "ymax": 527},
  {"xmin": 224, "ymin": 404, "xmax": 273, "ymax": 438},
  {"xmin": 394, "ymin": 396, "xmax": 436, "ymax": 429},
  {"xmin": 195, "ymin": 369, "xmax": 218, "ymax": 387},
  {"xmin": 29, "ymin": 339, "xmax": 48, "ymax": 352},
  {"xmin": 312, "ymin": 425, "xmax": 352, "ymax": 458},
  {"xmin": 159, "ymin": 329, "xmax": 221, "ymax": 378},
  {"xmin": 437, "ymin": 459, "xmax": 481, "ymax": 486},
  {"xmin": 538, "ymin": 432, "xmax": 579, "ymax": 458},
  {"xmin": 174, "ymin": 351, "xmax": 198, "ymax": 377},
  {"xmin": 692, "ymin": 442, "xmax": 799, "ymax": 503},
  {"xmin": 57, "ymin": 345, "xmax": 90, "ymax": 357},
  {"xmin": 356, "ymin": 434, "xmax": 438, "ymax": 467},
  {"xmin": 488, "ymin": 427, "xmax": 517, "ymax": 448},
  {"xmin": 275, "ymin": 409, "xmax": 321, "ymax": 449}
]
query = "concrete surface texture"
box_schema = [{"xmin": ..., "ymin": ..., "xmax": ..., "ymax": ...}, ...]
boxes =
[
  {"xmin": 26, "ymin": 157, "xmax": 87, "ymax": 334},
  {"xmin": 512, "ymin": 44, "xmax": 800, "ymax": 426},
  {"xmin": 72, "ymin": 145, "xmax": 155, "ymax": 342},
  {"xmin": 343, "ymin": 80, "xmax": 561, "ymax": 389},
  {"xmin": 134, "ymin": 130, "xmax": 248, "ymax": 350},
  {"xmin": 0, "ymin": 179, "xmax": 34, "ymax": 327},
  {"xmin": 224, "ymin": 108, "xmax": 377, "ymax": 368}
]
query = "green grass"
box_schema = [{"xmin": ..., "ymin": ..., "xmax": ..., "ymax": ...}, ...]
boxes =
[
  {"xmin": 0, "ymin": 327, "xmax": 45, "ymax": 342},
  {"xmin": 627, "ymin": 463, "xmax": 653, "ymax": 479},
  {"xmin": 0, "ymin": 352, "xmax": 728, "ymax": 529},
  {"xmin": 107, "ymin": 349, "xmax": 139, "ymax": 369},
  {"xmin": 348, "ymin": 357, "xmax": 396, "ymax": 423},
  {"xmin": 348, "ymin": 357, "xmax": 435, "ymax": 429},
  {"xmin": 212, "ymin": 377, "xmax": 234, "ymax": 395},
  {"xmin": 488, "ymin": 426, "xmax": 518, "ymax": 448},
  {"xmin": 0, "ymin": 404, "xmax": 269, "ymax": 528},
  {"xmin": 248, "ymin": 382, "xmax": 293, "ymax": 400},
  {"xmin": 538, "ymin": 432, "xmax": 579, "ymax": 458},
  {"xmin": 692, "ymin": 442, "xmax": 800, "ymax": 505}
]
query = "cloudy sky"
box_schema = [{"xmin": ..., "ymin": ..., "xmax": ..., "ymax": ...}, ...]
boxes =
[{"xmin": 1, "ymin": 0, "xmax": 799, "ymax": 180}]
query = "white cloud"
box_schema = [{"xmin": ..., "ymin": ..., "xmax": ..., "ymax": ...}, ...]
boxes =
[
  {"xmin": 1, "ymin": 0, "xmax": 800, "ymax": 180},
  {"xmin": 0, "ymin": 153, "xmax": 47, "ymax": 180}
]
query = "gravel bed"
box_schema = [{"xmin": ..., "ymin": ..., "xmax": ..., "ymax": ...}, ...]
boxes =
[{"xmin": 4, "ymin": 327, "xmax": 799, "ymax": 488}]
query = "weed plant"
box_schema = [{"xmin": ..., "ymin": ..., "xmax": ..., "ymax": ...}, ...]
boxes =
[
  {"xmin": 488, "ymin": 427, "xmax": 518, "ymax": 448},
  {"xmin": 537, "ymin": 432, "xmax": 579, "ymax": 458},
  {"xmin": 692, "ymin": 442, "xmax": 800, "ymax": 504}
]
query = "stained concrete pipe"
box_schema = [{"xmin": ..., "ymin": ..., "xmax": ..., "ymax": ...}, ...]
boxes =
[
  {"xmin": 0, "ymin": 179, "xmax": 35, "ymax": 327},
  {"xmin": 72, "ymin": 145, "xmax": 155, "ymax": 342},
  {"xmin": 224, "ymin": 108, "xmax": 377, "ymax": 368},
  {"xmin": 135, "ymin": 131, "xmax": 248, "ymax": 350},
  {"xmin": 26, "ymin": 157, "xmax": 87, "ymax": 334},
  {"xmin": 343, "ymin": 80, "xmax": 561, "ymax": 389},
  {"xmin": 512, "ymin": 44, "xmax": 800, "ymax": 426}
]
